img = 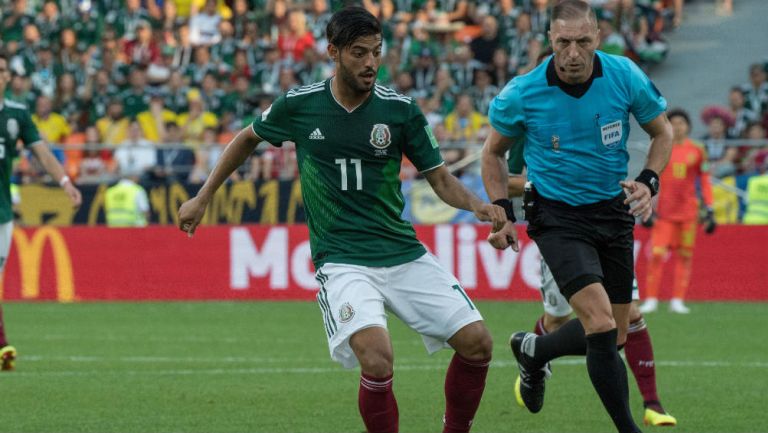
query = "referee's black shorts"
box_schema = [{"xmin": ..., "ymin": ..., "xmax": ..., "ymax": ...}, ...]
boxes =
[{"xmin": 527, "ymin": 192, "xmax": 635, "ymax": 304}]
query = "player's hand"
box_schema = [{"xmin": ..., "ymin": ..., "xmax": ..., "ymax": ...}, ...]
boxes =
[
  {"xmin": 178, "ymin": 196, "xmax": 207, "ymax": 237},
  {"xmin": 703, "ymin": 207, "xmax": 717, "ymax": 234},
  {"xmin": 620, "ymin": 180, "xmax": 653, "ymax": 222},
  {"xmin": 487, "ymin": 220, "xmax": 519, "ymax": 252},
  {"xmin": 473, "ymin": 202, "xmax": 507, "ymax": 232},
  {"xmin": 63, "ymin": 182, "xmax": 82, "ymax": 208}
]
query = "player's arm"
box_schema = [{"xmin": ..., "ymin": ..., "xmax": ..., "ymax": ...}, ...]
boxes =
[
  {"xmin": 29, "ymin": 143, "xmax": 82, "ymax": 207},
  {"xmin": 422, "ymin": 165, "xmax": 505, "ymax": 231},
  {"xmin": 481, "ymin": 127, "xmax": 520, "ymax": 251},
  {"xmin": 508, "ymin": 171, "xmax": 527, "ymax": 198},
  {"xmin": 621, "ymin": 112, "xmax": 673, "ymax": 221},
  {"xmin": 178, "ymin": 126, "xmax": 262, "ymax": 235}
]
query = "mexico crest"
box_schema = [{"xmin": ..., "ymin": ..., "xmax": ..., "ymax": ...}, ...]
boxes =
[
  {"xmin": 339, "ymin": 302, "xmax": 355, "ymax": 323},
  {"xmin": 7, "ymin": 118, "xmax": 19, "ymax": 141},
  {"xmin": 370, "ymin": 124, "xmax": 391, "ymax": 149}
]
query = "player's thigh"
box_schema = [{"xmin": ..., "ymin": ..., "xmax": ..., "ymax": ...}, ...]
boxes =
[
  {"xmin": 315, "ymin": 264, "xmax": 388, "ymax": 369},
  {"xmin": 598, "ymin": 227, "xmax": 635, "ymax": 305},
  {"xmin": 540, "ymin": 259, "xmax": 573, "ymax": 317},
  {"xmin": 0, "ymin": 222, "xmax": 12, "ymax": 272},
  {"xmin": 385, "ymin": 253, "xmax": 483, "ymax": 354},
  {"xmin": 534, "ymin": 228, "xmax": 604, "ymax": 302},
  {"xmin": 650, "ymin": 219, "xmax": 675, "ymax": 254},
  {"xmin": 679, "ymin": 220, "xmax": 697, "ymax": 253}
]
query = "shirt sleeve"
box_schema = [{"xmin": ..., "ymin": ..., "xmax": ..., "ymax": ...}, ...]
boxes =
[
  {"xmin": 506, "ymin": 139, "xmax": 525, "ymax": 174},
  {"xmin": 250, "ymin": 94, "xmax": 293, "ymax": 147},
  {"xmin": 628, "ymin": 60, "xmax": 667, "ymax": 125},
  {"xmin": 20, "ymin": 110, "xmax": 42, "ymax": 148},
  {"xmin": 403, "ymin": 102, "xmax": 444, "ymax": 172},
  {"xmin": 488, "ymin": 80, "xmax": 526, "ymax": 139}
]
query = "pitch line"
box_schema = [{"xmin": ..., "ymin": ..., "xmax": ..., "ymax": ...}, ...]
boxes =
[{"xmin": 2, "ymin": 358, "xmax": 767, "ymax": 378}]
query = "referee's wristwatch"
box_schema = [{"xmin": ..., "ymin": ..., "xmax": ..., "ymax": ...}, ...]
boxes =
[
  {"xmin": 492, "ymin": 198, "xmax": 516, "ymax": 223},
  {"xmin": 635, "ymin": 169, "xmax": 660, "ymax": 197}
]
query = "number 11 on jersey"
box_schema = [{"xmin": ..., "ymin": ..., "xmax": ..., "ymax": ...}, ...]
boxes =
[{"xmin": 335, "ymin": 158, "xmax": 363, "ymax": 191}]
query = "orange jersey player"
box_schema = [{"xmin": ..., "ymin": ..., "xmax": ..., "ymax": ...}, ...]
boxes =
[{"xmin": 640, "ymin": 108, "xmax": 716, "ymax": 314}]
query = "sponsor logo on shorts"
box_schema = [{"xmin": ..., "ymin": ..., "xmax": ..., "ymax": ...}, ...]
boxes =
[{"xmin": 339, "ymin": 302, "xmax": 355, "ymax": 323}]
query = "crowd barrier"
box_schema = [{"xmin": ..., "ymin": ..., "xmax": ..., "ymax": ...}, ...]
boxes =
[{"xmin": 1, "ymin": 224, "xmax": 765, "ymax": 302}]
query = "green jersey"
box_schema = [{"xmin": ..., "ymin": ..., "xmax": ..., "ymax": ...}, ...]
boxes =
[
  {"xmin": 0, "ymin": 99, "xmax": 42, "ymax": 223},
  {"xmin": 251, "ymin": 79, "xmax": 444, "ymax": 268}
]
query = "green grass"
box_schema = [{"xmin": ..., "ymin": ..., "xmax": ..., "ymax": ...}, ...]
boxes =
[{"xmin": 0, "ymin": 301, "xmax": 765, "ymax": 433}]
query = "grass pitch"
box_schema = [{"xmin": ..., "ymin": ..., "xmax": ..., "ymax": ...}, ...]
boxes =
[{"xmin": 0, "ymin": 301, "xmax": 764, "ymax": 433}]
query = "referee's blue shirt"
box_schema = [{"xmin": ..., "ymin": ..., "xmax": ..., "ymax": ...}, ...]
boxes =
[{"xmin": 489, "ymin": 51, "xmax": 667, "ymax": 206}]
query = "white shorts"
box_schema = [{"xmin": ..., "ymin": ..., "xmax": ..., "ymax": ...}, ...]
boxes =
[
  {"xmin": 315, "ymin": 253, "xmax": 483, "ymax": 369},
  {"xmin": 540, "ymin": 259, "xmax": 640, "ymax": 318},
  {"xmin": 0, "ymin": 222, "xmax": 12, "ymax": 272}
]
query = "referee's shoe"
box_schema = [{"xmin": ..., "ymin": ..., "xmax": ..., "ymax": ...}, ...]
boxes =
[{"xmin": 510, "ymin": 332, "xmax": 550, "ymax": 413}]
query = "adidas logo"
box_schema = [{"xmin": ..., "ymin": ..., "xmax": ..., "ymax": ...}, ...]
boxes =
[{"xmin": 309, "ymin": 128, "xmax": 325, "ymax": 140}]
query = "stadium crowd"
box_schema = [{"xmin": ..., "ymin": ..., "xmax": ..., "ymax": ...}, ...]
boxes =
[{"xmin": 2, "ymin": 0, "xmax": 746, "ymax": 186}]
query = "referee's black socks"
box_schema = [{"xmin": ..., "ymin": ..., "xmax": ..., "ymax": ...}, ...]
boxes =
[
  {"xmin": 531, "ymin": 318, "xmax": 587, "ymax": 365},
  {"xmin": 586, "ymin": 328, "xmax": 642, "ymax": 433}
]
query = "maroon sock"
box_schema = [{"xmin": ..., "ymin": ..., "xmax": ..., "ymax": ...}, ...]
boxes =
[
  {"xmin": 533, "ymin": 315, "xmax": 548, "ymax": 336},
  {"xmin": 443, "ymin": 353, "xmax": 490, "ymax": 433},
  {"xmin": 359, "ymin": 373, "xmax": 398, "ymax": 433},
  {"xmin": 0, "ymin": 305, "xmax": 7, "ymax": 347},
  {"xmin": 624, "ymin": 319, "xmax": 661, "ymax": 409}
]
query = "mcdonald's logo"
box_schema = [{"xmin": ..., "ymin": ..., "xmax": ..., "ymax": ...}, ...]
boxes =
[{"xmin": 0, "ymin": 227, "xmax": 75, "ymax": 302}]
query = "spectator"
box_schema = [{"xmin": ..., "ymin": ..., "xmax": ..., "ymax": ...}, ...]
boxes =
[
  {"xmin": 307, "ymin": 0, "xmax": 333, "ymax": 45},
  {"xmin": 162, "ymin": 71, "xmax": 190, "ymax": 113},
  {"xmin": 154, "ymin": 122, "xmax": 196, "ymax": 182},
  {"xmin": 470, "ymin": 15, "xmax": 500, "ymax": 66},
  {"xmin": 741, "ymin": 63, "xmax": 768, "ymax": 116},
  {"xmin": 114, "ymin": 121, "xmax": 157, "ymax": 179},
  {"xmin": 83, "ymin": 69, "xmax": 120, "ymax": 124},
  {"xmin": 701, "ymin": 105, "xmax": 737, "ymax": 177},
  {"xmin": 123, "ymin": 20, "xmax": 160, "ymax": 66},
  {"xmin": 221, "ymin": 74, "xmax": 255, "ymax": 126},
  {"xmin": 119, "ymin": 67, "xmax": 151, "ymax": 119},
  {"xmin": 529, "ymin": 0, "xmax": 551, "ymax": 36},
  {"xmin": 443, "ymin": 93, "xmax": 489, "ymax": 144},
  {"xmin": 429, "ymin": 67, "xmax": 459, "ymax": 115},
  {"xmin": 598, "ymin": 12, "xmax": 627, "ymax": 57},
  {"xmin": 278, "ymin": 67, "xmax": 298, "ymax": 94},
  {"xmin": 58, "ymin": 28, "xmax": 80, "ymax": 73},
  {"xmin": 727, "ymin": 86, "xmax": 759, "ymax": 138},
  {"xmin": 277, "ymin": 8, "xmax": 315, "ymax": 64},
  {"xmin": 185, "ymin": 45, "xmax": 217, "ymax": 87},
  {"xmin": 77, "ymin": 126, "xmax": 115, "ymax": 184},
  {"xmin": 176, "ymin": 89, "xmax": 218, "ymax": 148},
  {"xmin": 211, "ymin": 20, "xmax": 237, "ymax": 70},
  {"xmin": 189, "ymin": 0, "xmax": 222, "ymax": 47},
  {"xmin": 31, "ymin": 95, "xmax": 70, "ymax": 145},
  {"xmin": 295, "ymin": 46, "xmax": 332, "ymax": 86},
  {"xmin": 200, "ymin": 72, "xmax": 225, "ymax": 116},
  {"xmin": 253, "ymin": 45, "xmax": 282, "ymax": 95},
  {"xmin": 53, "ymin": 73, "xmax": 82, "ymax": 128},
  {"xmin": 5, "ymin": 74, "xmax": 36, "ymax": 108},
  {"xmin": 468, "ymin": 68, "xmax": 498, "ymax": 115},
  {"xmin": 137, "ymin": 93, "xmax": 177, "ymax": 143},
  {"xmin": 1, "ymin": 0, "xmax": 35, "ymax": 43},
  {"xmin": 488, "ymin": 47, "xmax": 513, "ymax": 87},
  {"xmin": 71, "ymin": 8, "xmax": 102, "ymax": 50},
  {"xmin": 107, "ymin": 0, "xmax": 151, "ymax": 41},
  {"xmin": 742, "ymin": 122, "xmax": 768, "ymax": 174},
  {"xmin": 410, "ymin": 48, "xmax": 438, "ymax": 99},
  {"xmin": 449, "ymin": 43, "xmax": 483, "ymax": 90},
  {"xmin": 35, "ymin": 0, "xmax": 63, "ymax": 43},
  {"xmin": 172, "ymin": 24, "xmax": 194, "ymax": 70},
  {"xmin": 30, "ymin": 43, "xmax": 56, "ymax": 98},
  {"xmin": 96, "ymin": 99, "xmax": 131, "ymax": 146}
]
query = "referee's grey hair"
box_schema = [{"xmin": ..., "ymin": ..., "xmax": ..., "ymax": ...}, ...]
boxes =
[{"xmin": 551, "ymin": 0, "xmax": 598, "ymax": 27}]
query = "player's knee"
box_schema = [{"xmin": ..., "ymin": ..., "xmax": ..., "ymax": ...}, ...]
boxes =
[
  {"xmin": 451, "ymin": 322, "xmax": 493, "ymax": 361},
  {"xmin": 582, "ymin": 313, "xmax": 615, "ymax": 335},
  {"xmin": 357, "ymin": 347, "xmax": 394, "ymax": 378}
]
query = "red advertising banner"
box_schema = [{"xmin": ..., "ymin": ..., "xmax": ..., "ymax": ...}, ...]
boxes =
[{"xmin": 0, "ymin": 225, "xmax": 765, "ymax": 301}]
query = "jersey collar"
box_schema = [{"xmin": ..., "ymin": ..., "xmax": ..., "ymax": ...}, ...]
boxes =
[
  {"xmin": 327, "ymin": 77, "xmax": 374, "ymax": 113},
  {"xmin": 546, "ymin": 53, "xmax": 603, "ymax": 99}
]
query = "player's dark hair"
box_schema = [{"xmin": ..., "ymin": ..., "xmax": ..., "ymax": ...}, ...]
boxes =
[
  {"xmin": 326, "ymin": 6, "xmax": 381, "ymax": 51},
  {"xmin": 667, "ymin": 108, "xmax": 691, "ymax": 127},
  {"xmin": 551, "ymin": 0, "xmax": 597, "ymax": 26},
  {"xmin": 0, "ymin": 50, "xmax": 8, "ymax": 65}
]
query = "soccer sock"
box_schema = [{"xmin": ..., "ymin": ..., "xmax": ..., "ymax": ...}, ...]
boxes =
[
  {"xmin": 443, "ymin": 353, "xmax": 490, "ymax": 433},
  {"xmin": 0, "ymin": 305, "xmax": 7, "ymax": 347},
  {"xmin": 530, "ymin": 318, "xmax": 587, "ymax": 366},
  {"xmin": 645, "ymin": 252, "xmax": 665, "ymax": 299},
  {"xmin": 533, "ymin": 315, "xmax": 548, "ymax": 336},
  {"xmin": 672, "ymin": 252, "xmax": 693, "ymax": 300},
  {"xmin": 624, "ymin": 318, "xmax": 662, "ymax": 410},
  {"xmin": 359, "ymin": 373, "xmax": 398, "ymax": 433},
  {"xmin": 586, "ymin": 329, "xmax": 641, "ymax": 433}
]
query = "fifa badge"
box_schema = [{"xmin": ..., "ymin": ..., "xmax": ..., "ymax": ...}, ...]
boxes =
[
  {"xmin": 551, "ymin": 135, "xmax": 560, "ymax": 152},
  {"xmin": 7, "ymin": 119, "xmax": 19, "ymax": 141}
]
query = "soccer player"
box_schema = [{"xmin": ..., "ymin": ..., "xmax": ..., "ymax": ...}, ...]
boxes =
[
  {"xmin": 0, "ymin": 52, "xmax": 83, "ymax": 371},
  {"xmin": 507, "ymin": 153, "xmax": 677, "ymax": 427},
  {"xmin": 480, "ymin": 1, "xmax": 673, "ymax": 432},
  {"xmin": 639, "ymin": 108, "xmax": 715, "ymax": 314},
  {"xmin": 178, "ymin": 7, "xmax": 506, "ymax": 433}
]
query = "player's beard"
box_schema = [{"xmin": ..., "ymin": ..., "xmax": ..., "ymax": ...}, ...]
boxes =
[{"xmin": 337, "ymin": 58, "xmax": 376, "ymax": 95}]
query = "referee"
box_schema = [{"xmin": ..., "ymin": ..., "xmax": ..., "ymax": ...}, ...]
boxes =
[{"xmin": 480, "ymin": 1, "xmax": 672, "ymax": 432}]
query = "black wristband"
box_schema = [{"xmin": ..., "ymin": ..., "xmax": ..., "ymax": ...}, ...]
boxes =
[
  {"xmin": 635, "ymin": 169, "xmax": 660, "ymax": 197},
  {"xmin": 493, "ymin": 198, "xmax": 516, "ymax": 223}
]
